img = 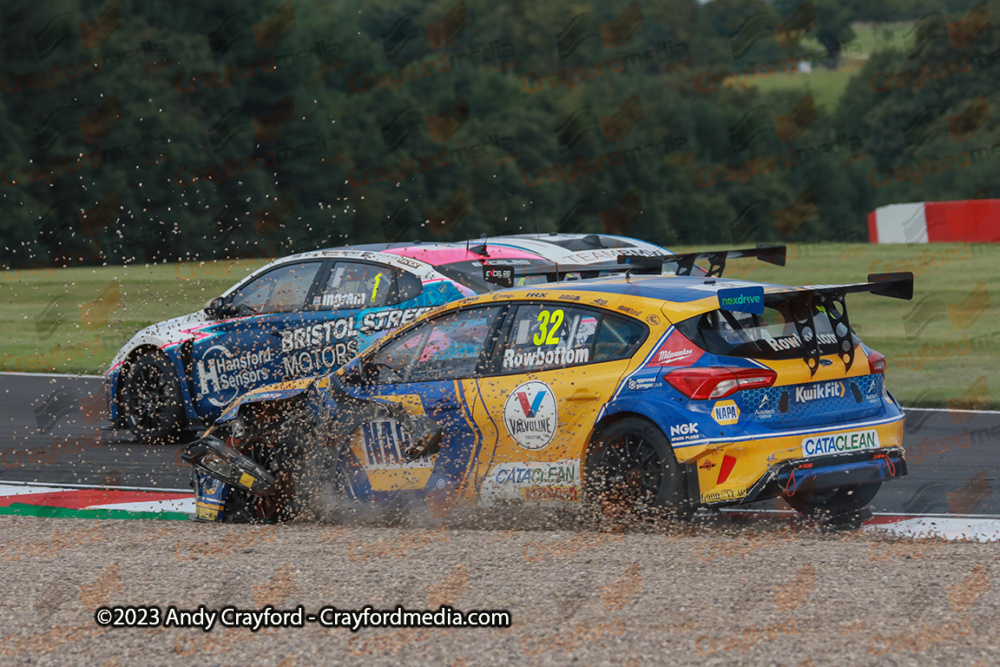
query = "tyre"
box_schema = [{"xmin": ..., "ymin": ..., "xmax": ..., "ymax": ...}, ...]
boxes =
[
  {"xmin": 583, "ymin": 417, "xmax": 692, "ymax": 522},
  {"xmin": 783, "ymin": 482, "xmax": 882, "ymax": 519},
  {"xmin": 222, "ymin": 414, "xmax": 310, "ymax": 523},
  {"xmin": 121, "ymin": 350, "xmax": 185, "ymax": 444}
]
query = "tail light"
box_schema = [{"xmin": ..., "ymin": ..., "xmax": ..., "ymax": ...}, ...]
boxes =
[
  {"xmin": 665, "ymin": 367, "xmax": 777, "ymax": 400},
  {"xmin": 868, "ymin": 350, "xmax": 886, "ymax": 375}
]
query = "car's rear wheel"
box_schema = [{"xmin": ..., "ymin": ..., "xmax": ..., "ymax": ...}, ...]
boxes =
[
  {"xmin": 121, "ymin": 350, "xmax": 185, "ymax": 444},
  {"xmin": 584, "ymin": 417, "xmax": 692, "ymax": 522},
  {"xmin": 783, "ymin": 482, "xmax": 882, "ymax": 519}
]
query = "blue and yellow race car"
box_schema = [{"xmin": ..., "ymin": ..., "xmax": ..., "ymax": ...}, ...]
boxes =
[{"xmin": 184, "ymin": 259, "xmax": 912, "ymax": 524}]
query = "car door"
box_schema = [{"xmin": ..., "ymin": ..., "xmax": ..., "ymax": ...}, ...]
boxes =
[
  {"xmin": 471, "ymin": 301, "xmax": 647, "ymax": 507},
  {"xmin": 343, "ymin": 304, "xmax": 506, "ymax": 514},
  {"xmin": 191, "ymin": 260, "xmax": 327, "ymax": 418},
  {"xmin": 276, "ymin": 259, "xmax": 409, "ymax": 380}
]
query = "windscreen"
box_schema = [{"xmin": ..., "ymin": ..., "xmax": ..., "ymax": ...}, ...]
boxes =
[{"xmin": 674, "ymin": 297, "xmax": 859, "ymax": 361}]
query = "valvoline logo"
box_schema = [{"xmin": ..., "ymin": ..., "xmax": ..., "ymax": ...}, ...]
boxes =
[
  {"xmin": 516, "ymin": 389, "xmax": 547, "ymax": 418},
  {"xmin": 504, "ymin": 381, "xmax": 558, "ymax": 450}
]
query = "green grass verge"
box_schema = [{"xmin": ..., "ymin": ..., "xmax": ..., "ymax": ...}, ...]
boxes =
[
  {"xmin": 2, "ymin": 244, "xmax": 999, "ymax": 408},
  {"xmin": 0, "ymin": 259, "xmax": 269, "ymax": 375},
  {"xmin": 687, "ymin": 242, "xmax": 1000, "ymax": 409}
]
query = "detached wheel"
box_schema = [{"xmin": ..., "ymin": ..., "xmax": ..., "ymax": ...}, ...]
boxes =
[
  {"xmin": 784, "ymin": 482, "xmax": 882, "ymax": 519},
  {"xmin": 223, "ymin": 415, "xmax": 309, "ymax": 523},
  {"xmin": 584, "ymin": 417, "xmax": 692, "ymax": 522},
  {"xmin": 121, "ymin": 350, "xmax": 185, "ymax": 444}
]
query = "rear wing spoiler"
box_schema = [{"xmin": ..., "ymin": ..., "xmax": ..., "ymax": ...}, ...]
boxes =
[
  {"xmin": 719, "ymin": 272, "xmax": 914, "ymax": 375},
  {"xmin": 616, "ymin": 244, "xmax": 786, "ymax": 277},
  {"xmin": 481, "ymin": 244, "xmax": 786, "ymax": 287}
]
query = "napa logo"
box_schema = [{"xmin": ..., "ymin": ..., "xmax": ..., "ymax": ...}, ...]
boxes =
[
  {"xmin": 712, "ymin": 400, "xmax": 740, "ymax": 425},
  {"xmin": 503, "ymin": 381, "xmax": 558, "ymax": 450},
  {"xmin": 718, "ymin": 286, "xmax": 765, "ymax": 315}
]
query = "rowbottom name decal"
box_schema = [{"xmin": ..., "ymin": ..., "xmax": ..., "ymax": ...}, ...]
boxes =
[{"xmin": 503, "ymin": 347, "xmax": 589, "ymax": 370}]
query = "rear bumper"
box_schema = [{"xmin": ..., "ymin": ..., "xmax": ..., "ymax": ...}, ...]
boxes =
[{"xmin": 739, "ymin": 447, "xmax": 907, "ymax": 505}]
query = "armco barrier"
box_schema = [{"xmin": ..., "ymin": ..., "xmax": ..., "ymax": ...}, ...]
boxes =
[{"xmin": 868, "ymin": 200, "xmax": 1000, "ymax": 243}]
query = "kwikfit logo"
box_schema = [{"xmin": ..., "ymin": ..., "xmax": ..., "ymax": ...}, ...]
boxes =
[{"xmin": 794, "ymin": 381, "xmax": 844, "ymax": 403}]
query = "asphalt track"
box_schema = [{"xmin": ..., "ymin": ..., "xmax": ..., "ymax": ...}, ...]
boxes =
[{"xmin": 1, "ymin": 372, "xmax": 998, "ymax": 515}]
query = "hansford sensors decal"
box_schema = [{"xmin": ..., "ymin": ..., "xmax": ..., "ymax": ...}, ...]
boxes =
[
  {"xmin": 503, "ymin": 381, "xmax": 558, "ymax": 449},
  {"xmin": 479, "ymin": 459, "xmax": 580, "ymax": 506},
  {"xmin": 196, "ymin": 345, "xmax": 274, "ymax": 407}
]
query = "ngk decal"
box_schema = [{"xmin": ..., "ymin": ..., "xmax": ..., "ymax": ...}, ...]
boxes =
[
  {"xmin": 669, "ymin": 422, "xmax": 700, "ymax": 442},
  {"xmin": 648, "ymin": 331, "xmax": 703, "ymax": 367},
  {"xmin": 196, "ymin": 345, "xmax": 274, "ymax": 407}
]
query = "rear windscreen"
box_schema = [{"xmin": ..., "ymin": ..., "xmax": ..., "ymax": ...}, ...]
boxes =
[{"xmin": 673, "ymin": 299, "xmax": 859, "ymax": 360}]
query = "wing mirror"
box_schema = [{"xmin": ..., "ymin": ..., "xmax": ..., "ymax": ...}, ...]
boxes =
[{"xmin": 204, "ymin": 297, "xmax": 237, "ymax": 319}]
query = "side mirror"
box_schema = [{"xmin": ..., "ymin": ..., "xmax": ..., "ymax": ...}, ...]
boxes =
[{"xmin": 204, "ymin": 297, "xmax": 233, "ymax": 319}]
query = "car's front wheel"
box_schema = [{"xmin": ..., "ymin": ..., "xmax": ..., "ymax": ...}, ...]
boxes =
[
  {"xmin": 783, "ymin": 482, "xmax": 882, "ymax": 519},
  {"xmin": 121, "ymin": 350, "xmax": 185, "ymax": 444},
  {"xmin": 583, "ymin": 417, "xmax": 692, "ymax": 522},
  {"xmin": 222, "ymin": 413, "xmax": 309, "ymax": 523}
]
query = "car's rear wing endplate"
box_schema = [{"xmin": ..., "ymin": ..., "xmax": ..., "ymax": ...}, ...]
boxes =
[
  {"xmin": 759, "ymin": 272, "xmax": 913, "ymax": 375},
  {"xmin": 480, "ymin": 244, "xmax": 786, "ymax": 287}
]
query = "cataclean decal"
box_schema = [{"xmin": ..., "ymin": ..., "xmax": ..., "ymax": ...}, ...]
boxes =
[
  {"xmin": 197, "ymin": 346, "xmax": 274, "ymax": 407},
  {"xmin": 802, "ymin": 429, "xmax": 880, "ymax": 457},
  {"xmin": 495, "ymin": 464, "xmax": 576, "ymax": 485}
]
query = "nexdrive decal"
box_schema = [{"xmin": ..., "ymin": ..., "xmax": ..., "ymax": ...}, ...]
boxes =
[
  {"xmin": 712, "ymin": 400, "xmax": 740, "ymax": 425},
  {"xmin": 802, "ymin": 429, "xmax": 880, "ymax": 457},
  {"xmin": 503, "ymin": 381, "xmax": 558, "ymax": 450}
]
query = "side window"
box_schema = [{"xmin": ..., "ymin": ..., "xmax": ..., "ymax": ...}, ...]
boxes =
[
  {"xmin": 365, "ymin": 306, "xmax": 503, "ymax": 384},
  {"xmin": 592, "ymin": 313, "xmax": 648, "ymax": 362},
  {"xmin": 229, "ymin": 262, "xmax": 322, "ymax": 315},
  {"xmin": 315, "ymin": 262, "xmax": 394, "ymax": 310},
  {"xmin": 498, "ymin": 304, "xmax": 601, "ymax": 374}
]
